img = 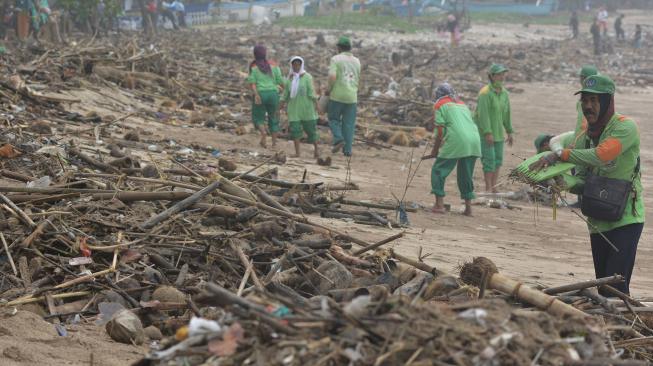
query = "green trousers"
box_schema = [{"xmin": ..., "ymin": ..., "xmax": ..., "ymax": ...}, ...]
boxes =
[
  {"xmin": 431, "ymin": 156, "xmax": 477, "ymax": 200},
  {"xmin": 327, "ymin": 100, "xmax": 357, "ymax": 156},
  {"xmin": 289, "ymin": 120, "xmax": 318, "ymax": 143},
  {"xmin": 481, "ymin": 140, "xmax": 504, "ymax": 173},
  {"xmin": 252, "ymin": 90, "xmax": 280, "ymax": 133}
]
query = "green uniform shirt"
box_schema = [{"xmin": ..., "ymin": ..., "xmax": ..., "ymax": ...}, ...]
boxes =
[
  {"xmin": 246, "ymin": 65, "xmax": 284, "ymax": 93},
  {"xmin": 561, "ymin": 113, "xmax": 645, "ymax": 233},
  {"xmin": 434, "ymin": 97, "xmax": 482, "ymax": 159},
  {"xmin": 281, "ymin": 73, "xmax": 318, "ymax": 122},
  {"xmin": 328, "ymin": 52, "xmax": 361, "ymax": 104},
  {"xmin": 474, "ymin": 84, "xmax": 513, "ymax": 141}
]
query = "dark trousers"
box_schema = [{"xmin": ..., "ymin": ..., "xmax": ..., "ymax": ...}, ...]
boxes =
[
  {"xmin": 161, "ymin": 9, "xmax": 178, "ymax": 29},
  {"xmin": 590, "ymin": 223, "xmax": 643, "ymax": 295}
]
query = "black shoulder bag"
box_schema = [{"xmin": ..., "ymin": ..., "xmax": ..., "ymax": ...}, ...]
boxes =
[{"xmin": 580, "ymin": 152, "xmax": 640, "ymax": 222}]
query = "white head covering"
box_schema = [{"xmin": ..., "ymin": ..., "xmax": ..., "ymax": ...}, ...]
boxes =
[{"xmin": 288, "ymin": 56, "xmax": 305, "ymax": 99}]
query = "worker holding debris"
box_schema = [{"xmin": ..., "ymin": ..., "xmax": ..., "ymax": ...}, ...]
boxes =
[
  {"xmin": 281, "ymin": 56, "xmax": 320, "ymax": 159},
  {"xmin": 247, "ymin": 45, "xmax": 284, "ymax": 149},
  {"xmin": 474, "ymin": 63, "xmax": 513, "ymax": 193},
  {"xmin": 326, "ymin": 36, "xmax": 361, "ymax": 157},
  {"xmin": 530, "ymin": 75, "xmax": 644, "ymax": 295},
  {"xmin": 422, "ymin": 83, "xmax": 480, "ymax": 216}
]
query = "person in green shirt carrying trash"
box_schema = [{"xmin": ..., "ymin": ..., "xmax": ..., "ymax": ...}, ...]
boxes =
[
  {"xmin": 474, "ymin": 63, "xmax": 514, "ymax": 193},
  {"xmin": 326, "ymin": 36, "xmax": 361, "ymax": 157},
  {"xmin": 281, "ymin": 56, "xmax": 320, "ymax": 158},
  {"xmin": 246, "ymin": 45, "xmax": 284, "ymax": 149},
  {"xmin": 422, "ymin": 83, "xmax": 481, "ymax": 216},
  {"xmin": 531, "ymin": 75, "xmax": 644, "ymax": 295}
]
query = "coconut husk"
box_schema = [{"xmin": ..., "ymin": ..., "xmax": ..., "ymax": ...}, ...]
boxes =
[
  {"xmin": 388, "ymin": 131, "xmax": 410, "ymax": 146},
  {"xmin": 459, "ymin": 257, "xmax": 498, "ymax": 287},
  {"xmin": 218, "ymin": 158, "xmax": 238, "ymax": 172},
  {"xmin": 152, "ymin": 286, "xmax": 186, "ymax": 303}
]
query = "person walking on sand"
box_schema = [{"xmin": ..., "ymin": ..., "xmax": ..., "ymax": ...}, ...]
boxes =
[
  {"xmin": 423, "ymin": 83, "xmax": 481, "ymax": 216},
  {"xmin": 614, "ymin": 14, "xmax": 625, "ymax": 41},
  {"xmin": 597, "ymin": 6, "xmax": 608, "ymax": 36},
  {"xmin": 591, "ymin": 20, "xmax": 601, "ymax": 55},
  {"xmin": 474, "ymin": 63, "xmax": 513, "ymax": 193},
  {"xmin": 634, "ymin": 24, "xmax": 642, "ymax": 49},
  {"xmin": 246, "ymin": 45, "xmax": 284, "ymax": 148},
  {"xmin": 530, "ymin": 75, "xmax": 644, "ymax": 295},
  {"xmin": 281, "ymin": 56, "xmax": 320, "ymax": 158},
  {"xmin": 570, "ymin": 10, "xmax": 579, "ymax": 39},
  {"xmin": 326, "ymin": 36, "xmax": 360, "ymax": 157}
]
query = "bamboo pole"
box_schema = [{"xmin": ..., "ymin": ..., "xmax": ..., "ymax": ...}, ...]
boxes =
[{"xmin": 543, "ymin": 275, "xmax": 624, "ymax": 295}]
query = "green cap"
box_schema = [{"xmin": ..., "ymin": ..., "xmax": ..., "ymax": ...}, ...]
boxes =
[
  {"xmin": 337, "ymin": 36, "xmax": 351, "ymax": 47},
  {"xmin": 534, "ymin": 134, "xmax": 553, "ymax": 153},
  {"xmin": 575, "ymin": 74, "xmax": 615, "ymax": 95},
  {"xmin": 489, "ymin": 63, "xmax": 508, "ymax": 75},
  {"xmin": 579, "ymin": 65, "xmax": 598, "ymax": 78}
]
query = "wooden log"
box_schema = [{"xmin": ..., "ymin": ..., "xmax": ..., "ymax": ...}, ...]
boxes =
[
  {"xmin": 580, "ymin": 288, "xmax": 619, "ymax": 314},
  {"xmin": 214, "ymin": 173, "xmax": 257, "ymax": 201},
  {"xmin": 192, "ymin": 203, "xmax": 239, "ymax": 218},
  {"xmin": 69, "ymin": 147, "xmax": 121, "ymax": 174},
  {"xmin": 0, "ymin": 233, "xmax": 17, "ymax": 275},
  {"xmin": 353, "ymin": 232, "xmax": 404, "ymax": 256},
  {"xmin": 391, "ymin": 250, "xmax": 440, "ymax": 276},
  {"xmin": 599, "ymin": 285, "xmax": 646, "ymax": 308},
  {"xmin": 0, "ymin": 194, "xmax": 36, "ymax": 228},
  {"xmin": 215, "ymin": 191, "xmax": 371, "ymax": 248},
  {"xmin": 251, "ymin": 185, "xmax": 292, "ymax": 214},
  {"xmin": 220, "ymin": 170, "xmax": 324, "ymax": 190},
  {"xmin": 140, "ymin": 180, "xmax": 221, "ymax": 229},
  {"xmin": 0, "ymin": 169, "xmax": 36, "ymax": 182},
  {"xmin": 338, "ymin": 199, "xmax": 417, "ymax": 212},
  {"xmin": 228, "ymin": 239, "xmax": 264, "ymax": 290},
  {"xmin": 21, "ymin": 220, "xmax": 50, "ymax": 248},
  {"xmin": 543, "ymin": 275, "xmax": 625, "ymax": 295},
  {"xmin": 5, "ymin": 191, "xmax": 193, "ymax": 204},
  {"xmin": 290, "ymin": 238, "xmax": 332, "ymax": 249}
]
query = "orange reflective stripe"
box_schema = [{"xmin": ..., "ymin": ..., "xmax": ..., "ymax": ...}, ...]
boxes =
[
  {"xmin": 434, "ymin": 96, "xmax": 453, "ymax": 111},
  {"xmin": 436, "ymin": 126, "xmax": 444, "ymax": 139},
  {"xmin": 560, "ymin": 149, "xmax": 571, "ymax": 161},
  {"xmin": 596, "ymin": 137, "xmax": 622, "ymax": 162}
]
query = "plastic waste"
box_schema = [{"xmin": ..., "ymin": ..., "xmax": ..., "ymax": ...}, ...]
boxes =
[{"xmin": 27, "ymin": 176, "xmax": 51, "ymax": 188}]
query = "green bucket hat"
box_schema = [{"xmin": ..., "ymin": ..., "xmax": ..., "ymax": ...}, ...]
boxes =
[
  {"xmin": 579, "ymin": 65, "xmax": 598, "ymax": 78},
  {"xmin": 575, "ymin": 74, "xmax": 615, "ymax": 95},
  {"xmin": 534, "ymin": 134, "xmax": 553, "ymax": 153},
  {"xmin": 337, "ymin": 36, "xmax": 351, "ymax": 47},
  {"xmin": 489, "ymin": 63, "xmax": 508, "ymax": 75}
]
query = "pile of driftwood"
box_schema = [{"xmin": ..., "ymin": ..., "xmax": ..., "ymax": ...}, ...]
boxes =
[
  {"xmin": 0, "ymin": 26, "xmax": 652, "ymax": 366},
  {"xmin": 1, "ymin": 119, "xmax": 652, "ymax": 365}
]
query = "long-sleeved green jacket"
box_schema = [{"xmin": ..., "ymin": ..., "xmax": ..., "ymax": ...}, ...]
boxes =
[
  {"xmin": 560, "ymin": 113, "xmax": 644, "ymax": 233},
  {"xmin": 281, "ymin": 73, "xmax": 318, "ymax": 122},
  {"xmin": 474, "ymin": 84, "xmax": 513, "ymax": 141}
]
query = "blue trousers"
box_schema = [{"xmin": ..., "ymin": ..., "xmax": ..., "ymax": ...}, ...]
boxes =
[{"xmin": 328, "ymin": 100, "xmax": 357, "ymax": 156}]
